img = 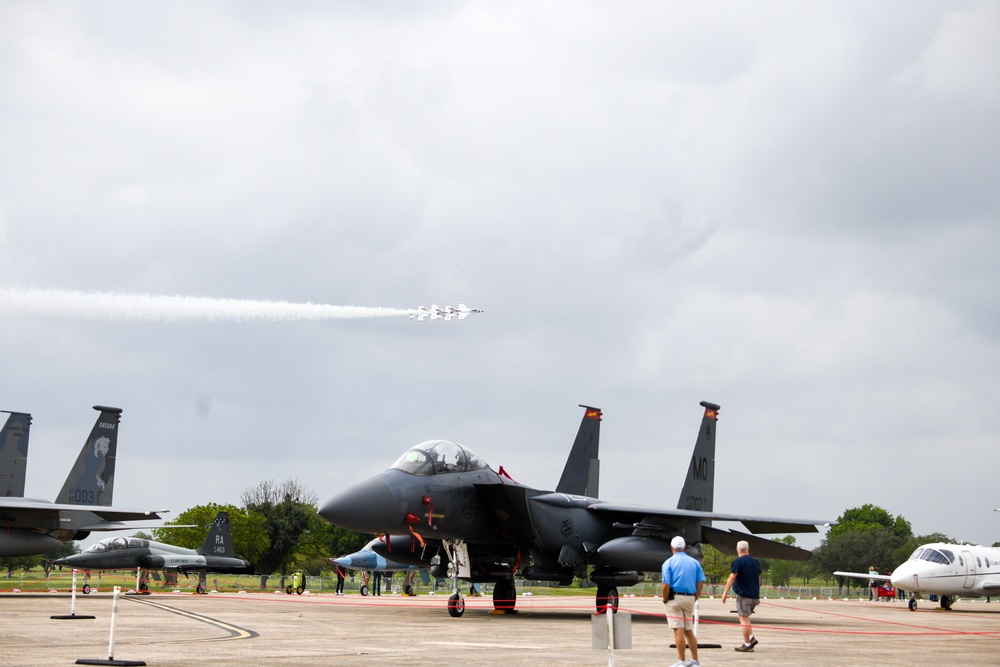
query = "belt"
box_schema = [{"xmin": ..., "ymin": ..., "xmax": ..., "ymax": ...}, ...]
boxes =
[{"xmin": 674, "ymin": 593, "xmax": 695, "ymax": 596}]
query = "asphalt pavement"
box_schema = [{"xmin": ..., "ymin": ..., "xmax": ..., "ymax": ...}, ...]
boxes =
[{"xmin": 2, "ymin": 591, "xmax": 998, "ymax": 666}]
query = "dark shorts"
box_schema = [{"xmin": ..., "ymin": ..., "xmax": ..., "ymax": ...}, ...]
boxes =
[{"xmin": 736, "ymin": 595, "xmax": 759, "ymax": 618}]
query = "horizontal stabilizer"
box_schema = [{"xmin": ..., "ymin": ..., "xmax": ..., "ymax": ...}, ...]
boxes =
[
  {"xmin": 741, "ymin": 519, "xmax": 821, "ymax": 534},
  {"xmin": 701, "ymin": 526, "xmax": 813, "ymax": 561}
]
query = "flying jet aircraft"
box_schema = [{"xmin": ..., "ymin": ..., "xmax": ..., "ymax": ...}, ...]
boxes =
[
  {"xmin": 332, "ymin": 537, "xmax": 431, "ymax": 596},
  {"xmin": 835, "ymin": 542, "xmax": 1000, "ymax": 610},
  {"xmin": 319, "ymin": 401, "xmax": 831, "ymax": 617},
  {"xmin": 0, "ymin": 406, "xmax": 165, "ymax": 557},
  {"xmin": 0, "ymin": 410, "xmax": 32, "ymax": 498},
  {"xmin": 448, "ymin": 304, "xmax": 484, "ymax": 320},
  {"xmin": 54, "ymin": 511, "xmax": 253, "ymax": 594}
]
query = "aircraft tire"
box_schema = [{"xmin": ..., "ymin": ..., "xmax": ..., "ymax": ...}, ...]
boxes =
[
  {"xmin": 940, "ymin": 595, "xmax": 952, "ymax": 610},
  {"xmin": 296, "ymin": 586, "xmax": 304, "ymax": 595},
  {"xmin": 82, "ymin": 583, "xmax": 91, "ymax": 595},
  {"xmin": 405, "ymin": 584, "xmax": 413, "ymax": 596},
  {"xmin": 596, "ymin": 586, "xmax": 619, "ymax": 614},
  {"xmin": 493, "ymin": 579, "xmax": 516, "ymax": 612},
  {"xmin": 285, "ymin": 585, "xmax": 293, "ymax": 595},
  {"xmin": 196, "ymin": 585, "xmax": 205, "ymax": 595},
  {"xmin": 360, "ymin": 585, "xmax": 369, "ymax": 596},
  {"xmin": 139, "ymin": 581, "xmax": 149, "ymax": 593},
  {"xmin": 447, "ymin": 593, "xmax": 465, "ymax": 617},
  {"xmin": 908, "ymin": 598, "xmax": 917, "ymax": 611}
]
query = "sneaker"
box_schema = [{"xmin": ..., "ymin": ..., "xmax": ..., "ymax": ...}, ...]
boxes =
[
  {"xmin": 670, "ymin": 661, "xmax": 687, "ymax": 667},
  {"xmin": 750, "ymin": 637, "xmax": 759, "ymax": 648},
  {"xmin": 687, "ymin": 661, "xmax": 701, "ymax": 666},
  {"xmin": 735, "ymin": 644, "xmax": 754, "ymax": 652}
]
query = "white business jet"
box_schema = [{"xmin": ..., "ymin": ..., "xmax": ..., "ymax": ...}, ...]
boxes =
[{"xmin": 836, "ymin": 542, "xmax": 1000, "ymax": 610}]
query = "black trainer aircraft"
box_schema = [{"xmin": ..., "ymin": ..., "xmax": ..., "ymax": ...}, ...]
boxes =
[
  {"xmin": 55, "ymin": 511, "xmax": 253, "ymax": 594},
  {"xmin": 319, "ymin": 401, "xmax": 831, "ymax": 616}
]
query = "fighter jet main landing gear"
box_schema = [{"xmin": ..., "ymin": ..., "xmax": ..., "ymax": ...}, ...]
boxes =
[
  {"xmin": 493, "ymin": 578, "xmax": 516, "ymax": 613},
  {"xmin": 596, "ymin": 585, "xmax": 620, "ymax": 614}
]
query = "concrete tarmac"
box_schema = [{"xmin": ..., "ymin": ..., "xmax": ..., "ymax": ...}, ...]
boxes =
[{"xmin": 2, "ymin": 592, "xmax": 999, "ymax": 666}]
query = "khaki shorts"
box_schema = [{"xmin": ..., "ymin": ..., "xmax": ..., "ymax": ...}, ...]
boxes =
[
  {"xmin": 736, "ymin": 596, "xmax": 760, "ymax": 618},
  {"xmin": 665, "ymin": 595, "xmax": 696, "ymax": 630}
]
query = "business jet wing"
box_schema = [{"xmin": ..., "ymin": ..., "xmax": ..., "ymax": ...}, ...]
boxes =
[{"xmin": 833, "ymin": 570, "xmax": 892, "ymax": 581}]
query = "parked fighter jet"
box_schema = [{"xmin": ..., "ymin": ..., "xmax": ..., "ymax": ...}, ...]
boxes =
[
  {"xmin": 835, "ymin": 542, "xmax": 1000, "ymax": 610},
  {"xmin": 0, "ymin": 406, "xmax": 165, "ymax": 557},
  {"xmin": 54, "ymin": 511, "xmax": 253, "ymax": 594},
  {"xmin": 0, "ymin": 411, "xmax": 31, "ymax": 498},
  {"xmin": 319, "ymin": 401, "xmax": 831, "ymax": 617},
  {"xmin": 332, "ymin": 537, "xmax": 431, "ymax": 595}
]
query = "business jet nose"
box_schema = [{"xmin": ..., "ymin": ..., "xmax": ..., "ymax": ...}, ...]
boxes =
[{"xmin": 319, "ymin": 476, "xmax": 397, "ymax": 533}]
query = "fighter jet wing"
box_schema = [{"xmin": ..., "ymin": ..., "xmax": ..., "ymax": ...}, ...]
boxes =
[
  {"xmin": 0, "ymin": 498, "xmax": 164, "ymax": 523},
  {"xmin": 585, "ymin": 501, "xmax": 830, "ymax": 533}
]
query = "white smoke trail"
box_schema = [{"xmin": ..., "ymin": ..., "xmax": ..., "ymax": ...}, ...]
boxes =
[{"xmin": 0, "ymin": 286, "xmax": 417, "ymax": 322}]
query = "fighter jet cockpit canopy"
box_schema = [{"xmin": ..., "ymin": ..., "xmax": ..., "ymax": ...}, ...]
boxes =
[
  {"xmin": 82, "ymin": 536, "xmax": 148, "ymax": 553},
  {"xmin": 907, "ymin": 546, "xmax": 955, "ymax": 564},
  {"xmin": 390, "ymin": 439, "xmax": 487, "ymax": 475}
]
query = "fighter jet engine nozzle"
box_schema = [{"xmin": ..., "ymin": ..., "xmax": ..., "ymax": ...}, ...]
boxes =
[{"xmin": 318, "ymin": 476, "xmax": 398, "ymax": 534}]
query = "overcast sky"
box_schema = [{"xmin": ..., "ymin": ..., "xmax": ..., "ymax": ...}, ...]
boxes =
[{"xmin": 2, "ymin": 1, "xmax": 998, "ymax": 552}]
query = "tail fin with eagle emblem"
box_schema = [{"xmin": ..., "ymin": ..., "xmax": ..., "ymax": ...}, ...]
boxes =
[{"xmin": 56, "ymin": 406, "xmax": 122, "ymax": 506}]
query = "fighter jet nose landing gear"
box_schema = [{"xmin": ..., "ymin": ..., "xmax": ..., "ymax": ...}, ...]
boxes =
[{"xmin": 448, "ymin": 592, "xmax": 466, "ymax": 617}]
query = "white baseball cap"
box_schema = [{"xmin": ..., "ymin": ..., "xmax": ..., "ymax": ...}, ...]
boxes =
[{"xmin": 671, "ymin": 535, "xmax": 686, "ymax": 549}]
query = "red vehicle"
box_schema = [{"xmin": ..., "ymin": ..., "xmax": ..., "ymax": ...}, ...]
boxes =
[{"xmin": 875, "ymin": 583, "xmax": 896, "ymax": 601}]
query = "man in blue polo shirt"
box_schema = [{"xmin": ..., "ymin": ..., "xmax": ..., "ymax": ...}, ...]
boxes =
[{"xmin": 662, "ymin": 535, "xmax": 705, "ymax": 667}]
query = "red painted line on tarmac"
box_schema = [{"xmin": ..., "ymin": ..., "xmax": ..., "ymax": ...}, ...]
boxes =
[{"xmin": 619, "ymin": 600, "xmax": 1000, "ymax": 639}]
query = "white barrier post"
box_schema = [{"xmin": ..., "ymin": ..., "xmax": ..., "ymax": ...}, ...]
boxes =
[
  {"xmin": 606, "ymin": 606, "xmax": 615, "ymax": 667},
  {"xmin": 106, "ymin": 586, "xmax": 121, "ymax": 660},
  {"xmin": 51, "ymin": 569, "xmax": 95, "ymax": 620},
  {"xmin": 76, "ymin": 585, "xmax": 146, "ymax": 666}
]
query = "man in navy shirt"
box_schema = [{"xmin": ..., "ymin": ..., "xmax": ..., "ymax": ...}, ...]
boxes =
[
  {"xmin": 661, "ymin": 535, "xmax": 705, "ymax": 667},
  {"xmin": 721, "ymin": 540, "xmax": 762, "ymax": 652}
]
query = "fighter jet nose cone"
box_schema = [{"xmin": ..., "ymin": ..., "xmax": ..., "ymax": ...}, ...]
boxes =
[{"xmin": 319, "ymin": 476, "xmax": 397, "ymax": 534}]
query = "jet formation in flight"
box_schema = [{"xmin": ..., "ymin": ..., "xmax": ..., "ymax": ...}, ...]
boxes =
[
  {"xmin": 320, "ymin": 401, "xmax": 832, "ymax": 617},
  {"xmin": 410, "ymin": 304, "xmax": 483, "ymax": 322}
]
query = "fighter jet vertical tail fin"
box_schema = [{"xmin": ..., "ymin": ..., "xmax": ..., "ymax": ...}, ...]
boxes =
[
  {"xmin": 56, "ymin": 406, "xmax": 122, "ymax": 506},
  {"xmin": 198, "ymin": 511, "xmax": 236, "ymax": 558},
  {"xmin": 676, "ymin": 401, "xmax": 719, "ymax": 513},
  {"xmin": 0, "ymin": 411, "xmax": 32, "ymax": 498},
  {"xmin": 555, "ymin": 405, "xmax": 601, "ymax": 498}
]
